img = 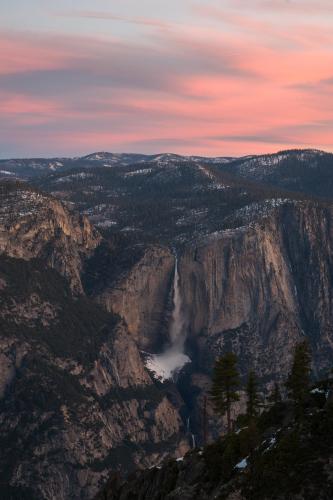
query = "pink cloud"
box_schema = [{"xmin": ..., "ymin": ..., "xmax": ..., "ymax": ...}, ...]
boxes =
[
  {"xmin": 1, "ymin": 23, "xmax": 333, "ymax": 157},
  {"xmin": 0, "ymin": 93, "xmax": 58, "ymax": 115},
  {"xmin": 58, "ymin": 10, "xmax": 170, "ymax": 29},
  {"xmin": 0, "ymin": 34, "xmax": 71, "ymax": 75},
  {"xmin": 224, "ymin": 0, "xmax": 333, "ymax": 14}
]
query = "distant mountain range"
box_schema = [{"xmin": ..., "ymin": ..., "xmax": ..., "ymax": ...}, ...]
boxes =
[
  {"xmin": 1, "ymin": 148, "xmax": 333, "ymax": 200},
  {"xmin": 0, "ymin": 151, "xmax": 234, "ymax": 179}
]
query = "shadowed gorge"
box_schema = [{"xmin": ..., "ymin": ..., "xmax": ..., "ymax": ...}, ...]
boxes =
[{"xmin": 1, "ymin": 149, "xmax": 333, "ymax": 499}]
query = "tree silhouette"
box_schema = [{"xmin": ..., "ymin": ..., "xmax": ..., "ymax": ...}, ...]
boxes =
[
  {"xmin": 286, "ymin": 341, "xmax": 311, "ymax": 417},
  {"xmin": 268, "ymin": 382, "xmax": 282, "ymax": 406},
  {"xmin": 246, "ymin": 370, "xmax": 260, "ymax": 420},
  {"xmin": 211, "ymin": 352, "xmax": 240, "ymax": 433}
]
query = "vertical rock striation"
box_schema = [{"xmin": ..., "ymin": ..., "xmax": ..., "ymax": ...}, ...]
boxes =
[
  {"xmin": 179, "ymin": 201, "xmax": 333, "ymax": 382},
  {"xmin": 97, "ymin": 245, "xmax": 175, "ymax": 350}
]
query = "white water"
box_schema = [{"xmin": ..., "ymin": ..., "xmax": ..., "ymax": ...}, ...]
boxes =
[
  {"xmin": 185, "ymin": 416, "xmax": 196, "ymax": 449},
  {"xmin": 145, "ymin": 258, "xmax": 191, "ymax": 382},
  {"xmin": 169, "ymin": 258, "xmax": 187, "ymax": 349}
]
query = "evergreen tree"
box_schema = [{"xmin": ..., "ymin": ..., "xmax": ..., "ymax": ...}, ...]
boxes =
[
  {"xmin": 286, "ymin": 341, "xmax": 311, "ymax": 416},
  {"xmin": 211, "ymin": 352, "xmax": 240, "ymax": 433},
  {"xmin": 268, "ymin": 382, "xmax": 282, "ymax": 405},
  {"xmin": 246, "ymin": 370, "xmax": 260, "ymax": 420}
]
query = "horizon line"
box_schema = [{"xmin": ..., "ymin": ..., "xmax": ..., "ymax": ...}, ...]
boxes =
[{"xmin": 0, "ymin": 147, "xmax": 331, "ymax": 162}]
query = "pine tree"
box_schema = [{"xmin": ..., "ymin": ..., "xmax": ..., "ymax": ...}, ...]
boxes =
[
  {"xmin": 211, "ymin": 352, "xmax": 240, "ymax": 433},
  {"xmin": 246, "ymin": 370, "xmax": 260, "ymax": 420},
  {"xmin": 286, "ymin": 341, "xmax": 311, "ymax": 416},
  {"xmin": 268, "ymin": 382, "xmax": 282, "ymax": 405}
]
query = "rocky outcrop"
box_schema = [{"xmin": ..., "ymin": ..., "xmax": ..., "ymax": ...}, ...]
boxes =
[
  {"xmin": 96, "ymin": 392, "xmax": 333, "ymax": 500},
  {"xmin": 0, "ymin": 256, "xmax": 188, "ymax": 499},
  {"xmin": 95, "ymin": 200, "xmax": 333, "ymax": 386},
  {"xmin": 90, "ymin": 200, "xmax": 333, "ymax": 440},
  {"xmin": 97, "ymin": 246, "xmax": 175, "ymax": 350},
  {"xmin": 179, "ymin": 201, "xmax": 333, "ymax": 383},
  {"xmin": 0, "ymin": 184, "xmax": 188, "ymax": 499},
  {"xmin": 3, "ymin": 177, "xmax": 333, "ymax": 499},
  {"xmin": 0, "ymin": 183, "xmax": 101, "ymax": 293}
]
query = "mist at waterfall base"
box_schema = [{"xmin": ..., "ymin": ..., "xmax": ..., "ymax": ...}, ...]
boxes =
[{"xmin": 145, "ymin": 261, "xmax": 191, "ymax": 382}]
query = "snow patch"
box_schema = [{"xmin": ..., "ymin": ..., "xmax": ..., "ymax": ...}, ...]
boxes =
[
  {"xmin": 311, "ymin": 388, "xmax": 325, "ymax": 394},
  {"xmin": 0, "ymin": 170, "xmax": 15, "ymax": 176},
  {"xmin": 55, "ymin": 172, "xmax": 93, "ymax": 183},
  {"xmin": 235, "ymin": 457, "xmax": 248, "ymax": 470},
  {"xmin": 124, "ymin": 168, "xmax": 153, "ymax": 177},
  {"xmin": 96, "ymin": 220, "xmax": 117, "ymax": 228}
]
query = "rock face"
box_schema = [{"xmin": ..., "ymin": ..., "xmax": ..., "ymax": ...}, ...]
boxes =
[
  {"xmin": 179, "ymin": 201, "xmax": 333, "ymax": 382},
  {"xmin": 90, "ymin": 199, "xmax": 333, "ymax": 440},
  {"xmin": 3, "ymin": 173, "xmax": 333, "ymax": 499},
  {"xmin": 0, "ymin": 183, "xmax": 101, "ymax": 293},
  {"xmin": 95, "ymin": 392, "xmax": 333, "ymax": 500},
  {"xmin": 0, "ymin": 183, "xmax": 188, "ymax": 500},
  {"xmin": 94, "ymin": 199, "xmax": 333, "ymax": 387},
  {"xmin": 97, "ymin": 245, "xmax": 175, "ymax": 350},
  {"xmin": 0, "ymin": 257, "xmax": 187, "ymax": 500},
  {"xmin": 77, "ymin": 198, "xmax": 333, "ymax": 447}
]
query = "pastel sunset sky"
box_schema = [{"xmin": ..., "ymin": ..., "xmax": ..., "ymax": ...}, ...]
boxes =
[{"xmin": 1, "ymin": 0, "xmax": 333, "ymax": 158}]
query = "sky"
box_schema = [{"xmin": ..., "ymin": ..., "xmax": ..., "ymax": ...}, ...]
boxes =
[{"xmin": 1, "ymin": 0, "xmax": 333, "ymax": 158}]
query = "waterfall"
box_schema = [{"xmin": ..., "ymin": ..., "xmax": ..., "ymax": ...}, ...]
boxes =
[
  {"xmin": 144, "ymin": 255, "xmax": 191, "ymax": 382},
  {"xmin": 168, "ymin": 258, "xmax": 186, "ymax": 351},
  {"xmin": 186, "ymin": 416, "xmax": 196, "ymax": 449}
]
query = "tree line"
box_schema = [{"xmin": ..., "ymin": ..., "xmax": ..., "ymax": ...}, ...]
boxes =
[{"xmin": 211, "ymin": 340, "xmax": 313, "ymax": 434}]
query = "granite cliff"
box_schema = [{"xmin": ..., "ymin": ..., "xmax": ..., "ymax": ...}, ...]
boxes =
[
  {"xmin": 0, "ymin": 182, "xmax": 188, "ymax": 500},
  {"xmin": 91, "ymin": 199, "xmax": 333, "ymax": 440},
  {"xmin": 91, "ymin": 198, "xmax": 333, "ymax": 382},
  {"xmin": 0, "ymin": 182, "xmax": 100, "ymax": 294}
]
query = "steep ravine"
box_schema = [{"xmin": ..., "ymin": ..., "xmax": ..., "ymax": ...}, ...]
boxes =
[
  {"xmin": 97, "ymin": 245, "xmax": 175, "ymax": 351},
  {"xmin": 179, "ymin": 201, "xmax": 333, "ymax": 379},
  {"xmin": 94, "ymin": 200, "xmax": 333, "ymax": 441},
  {"xmin": 0, "ymin": 184, "xmax": 190, "ymax": 499},
  {"xmin": 3, "ymin": 182, "xmax": 333, "ymax": 499},
  {"xmin": 96, "ymin": 200, "xmax": 333, "ymax": 381}
]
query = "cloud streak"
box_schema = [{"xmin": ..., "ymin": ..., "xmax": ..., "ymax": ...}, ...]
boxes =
[
  {"xmin": 224, "ymin": 0, "xmax": 333, "ymax": 14},
  {"xmin": 1, "ymin": 0, "xmax": 333, "ymax": 157},
  {"xmin": 58, "ymin": 10, "xmax": 170, "ymax": 29}
]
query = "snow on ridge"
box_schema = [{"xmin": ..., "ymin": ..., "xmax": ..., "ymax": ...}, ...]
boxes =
[
  {"xmin": 238, "ymin": 149, "xmax": 328, "ymax": 178},
  {"xmin": 95, "ymin": 220, "xmax": 117, "ymax": 228},
  {"xmin": 0, "ymin": 189, "xmax": 50, "ymax": 223},
  {"xmin": 0, "ymin": 170, "xmax": 15, "ymax": 176},
  {"xmin": 55, "ymin": 172, "xmax": 94, "ymax": 183},
  {"xmin": 124, "ymin": 168, "xmax": 153, "ymax": 177},
  {"xmin": 48, "ymin": 161, "xmax": 63, "ymax": 171},
  {"xmin": 231, "ymin": 198, "xmax": 292, "ymax": 221},
  {"xmin": 85, "ymin": 153, "xmax": 108, "ymax": 161}
]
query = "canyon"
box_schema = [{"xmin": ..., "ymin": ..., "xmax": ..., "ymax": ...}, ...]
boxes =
[{"xmin": 1, "ymin": 149, "xmax": 333, "ymax": 498}]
